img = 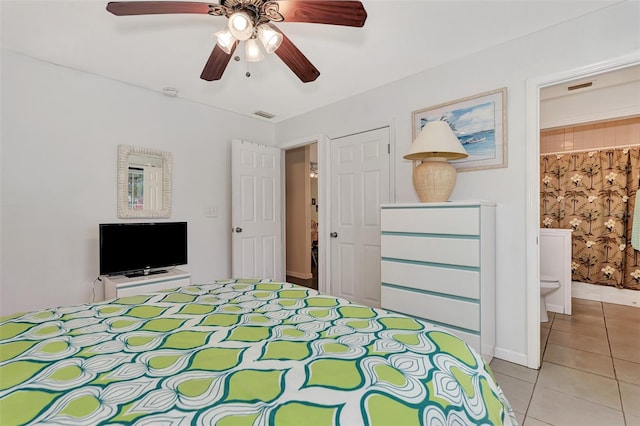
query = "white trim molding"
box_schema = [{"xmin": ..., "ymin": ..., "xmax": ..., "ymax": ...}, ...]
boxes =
[{"xmin": 525, "ymin": 51, "xmax": 640, "ymax": 369}]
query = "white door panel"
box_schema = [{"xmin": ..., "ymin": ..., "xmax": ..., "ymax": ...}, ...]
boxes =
[
  {"xmin": 338, "ymin": 242, "xmax": 356, "ymax": 298},
  {"xmin": 363, "ymin": 244, "xmax": 381, "ymax": 305},
  {"xmin": 232, "ymin": 140, "xmax": 282, "ymax": 280},
  {"xmin": 240, "ymin": 238, "xmax": 256, "ymax": 277},
  {"xmin": 330, "ymin": 128, "xmax": 390, "ymax": 307}
]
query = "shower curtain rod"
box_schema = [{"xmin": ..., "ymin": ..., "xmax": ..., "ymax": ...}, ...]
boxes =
[{"xmin": 542, "ymin": 144, "xmax": 640, "ymax": 156}]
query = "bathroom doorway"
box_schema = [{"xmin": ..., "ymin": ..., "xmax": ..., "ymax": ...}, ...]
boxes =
[{"xmin": 526, "ymin": 53, "xmax": 640, "ymax": 368}]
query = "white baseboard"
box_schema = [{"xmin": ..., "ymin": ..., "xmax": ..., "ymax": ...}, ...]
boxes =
[
  {"xmin": 286, "ymin": 271, "xmax": 313, "ymax": 280},
  {"xmin": 493, "ymin": 347, "xmax": 529, "ymax": 368},
  {"xmin": 546, "ymin": 302, "xmax": 564, "ymax": 314},
  {"xmin": 572, "ymin": 281, "xmax": 640, "ymax": 308}
]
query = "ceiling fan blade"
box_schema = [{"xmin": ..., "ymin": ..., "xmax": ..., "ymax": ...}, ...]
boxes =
[
  {"xmin": 200, "ymin": 42, "xmax": 238, "ymax": 81},
  {"xmin": 275, "ymin": 1, "xmax": 367, "ymax": 27},
  {"xmin": 106, "ymin": 1, "xmax": 212, "ymax": 16},
  {"xmin": 272, "ymin": 27, "xmax": 319, "ymax": 83}
]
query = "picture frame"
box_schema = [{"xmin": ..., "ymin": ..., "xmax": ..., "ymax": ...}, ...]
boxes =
[{"xmin": 412, "ymin": 87, "xmax": 507, "ymax": 172}]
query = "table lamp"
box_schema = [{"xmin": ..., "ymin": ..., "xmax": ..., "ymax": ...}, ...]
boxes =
[{"xmin": 404, "ymin": 120, "xmax": 469, "ymax": 202}]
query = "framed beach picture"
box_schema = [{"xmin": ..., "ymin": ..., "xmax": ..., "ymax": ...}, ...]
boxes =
[{"xmin": 412, "ymin": 87, "xmax": 507, "ymax": 171}]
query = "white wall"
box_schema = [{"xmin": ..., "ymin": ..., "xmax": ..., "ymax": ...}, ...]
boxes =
[
  {"xmin": 0, "ymin": 50, "xmax": 276, "ymax": 316},
  {"xmin": 541, "ymin": 79, "xmax": 640, "ymax": 129},
  {"xmin": 275, "ymin": 2, "xmax": 640, "ymax": 364}
]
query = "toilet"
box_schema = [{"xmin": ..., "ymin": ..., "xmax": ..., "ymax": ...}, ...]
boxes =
[{"xmin": 540, "ymin": 275, "xmax": 561, "ymax": 322}]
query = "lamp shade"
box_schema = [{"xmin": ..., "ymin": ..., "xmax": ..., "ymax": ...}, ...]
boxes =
[
  {"xmin": 228, "ymin": 11, "xmax": 253, "ymax": 41},
  {"xmin": 215, "ymin": 29, "xmax": 236, "ymax": 54},
  {"xmin": 245, "ymin": 38, "xmax": 264, "ymax": 62},
  {"xmin": 257, "ymin": 24, "xmax": 283, "ymax": 53},
  {"xmin": 404, "ymin": 120, "xmax": 468, "ymax": 161}
]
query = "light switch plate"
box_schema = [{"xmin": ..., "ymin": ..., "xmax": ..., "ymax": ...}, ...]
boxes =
[{"xmin": 205, "ymin": 206, "xmax": 218, "ymax": 218}]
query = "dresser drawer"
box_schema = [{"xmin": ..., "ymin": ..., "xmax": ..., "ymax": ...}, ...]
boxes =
[
  {"xmin": 382, "ymin": 206, "xmax": 480, "ymax": 235},
  {"xmin": 381, "ymin": 234, "xmax": 479, "ymax": 267},
  {"xmin": 381, "ymin": 260, "xmax": 480, "ymax": 299},
  {"xmin": 381, "ymin": 285, "xmax": 480, "ymax": 331}
]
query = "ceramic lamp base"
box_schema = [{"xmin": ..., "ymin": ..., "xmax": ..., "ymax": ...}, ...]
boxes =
[{"xmin": 412, "ymin": 158, "xmax": 457, "ymax": 202}]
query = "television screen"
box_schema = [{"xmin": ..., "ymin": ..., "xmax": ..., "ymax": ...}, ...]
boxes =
[{"xmin": 99, "ymin": 222, "xmax": 187, "ymax": 276}]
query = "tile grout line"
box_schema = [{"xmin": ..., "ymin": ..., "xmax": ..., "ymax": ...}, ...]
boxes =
[
  {"xmin": 522, "ymin": 312, "xmax": 553, "ymax": 424},
  {"xmin": 542, "ymin": 359, "xmax": 618, "ymax": 381},
  {"xmin": 545, "ymin": 331, "xmax": 612, "ymax": 358},
  {"xmin": 604, "ymin": 303, "xmax": 629, "ymax": 426}
]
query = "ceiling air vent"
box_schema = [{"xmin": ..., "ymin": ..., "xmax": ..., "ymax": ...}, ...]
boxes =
[
  {"xmin": 567, "ymin": 81, "xmax": 593, "ymax": 91},
  {"xmin": 254, "ymin": 110, "xmax": 275, "ymax": 119}
]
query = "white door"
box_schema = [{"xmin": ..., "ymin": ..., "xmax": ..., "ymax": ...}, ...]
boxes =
[
  {"xmin": 231, "ymin": 140, "xmax": 283, "ymax": 280},
  {"xmin": 330, "ymin": 127, "xmax": 390, "ymax": 307}
]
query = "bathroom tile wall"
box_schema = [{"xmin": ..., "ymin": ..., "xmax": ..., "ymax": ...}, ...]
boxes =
[{"xmin": 540, "ymin": 116, "xmax": 640, "ymax": 154}]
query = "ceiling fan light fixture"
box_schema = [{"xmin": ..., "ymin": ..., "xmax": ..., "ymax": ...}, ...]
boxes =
[
  {"xmin": 245, "ymin": 38, "xmax": 264, "ymax": 62},
  {"xmin": 106, "ymin": 0, "xmax": 368, "ymax": 83},
  {"xmin": 257, "ymin": 24, "xmax": 283, "ymax": 53},
  {"xmin": 214, "ymin": 29, "xmax": 236, "ymax": 54},
  {"xmin": 228, "ymin": 11, "xmax": 253, "ymax": 41}
]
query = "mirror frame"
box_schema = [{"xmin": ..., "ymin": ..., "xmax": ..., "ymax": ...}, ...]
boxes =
[{"xmin": 117, "ymin": 144, "xmax": 173, "ymax": 218}]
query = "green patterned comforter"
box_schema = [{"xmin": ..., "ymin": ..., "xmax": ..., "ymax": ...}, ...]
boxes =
[{"xmin": 0, "ymin": 280, "xmax": 516, "ymax": 425}]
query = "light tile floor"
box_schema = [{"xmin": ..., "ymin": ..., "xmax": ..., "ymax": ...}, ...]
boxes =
[{"xmin": 489, "ymin": 298, "xmax": 640, "ymax": 426}]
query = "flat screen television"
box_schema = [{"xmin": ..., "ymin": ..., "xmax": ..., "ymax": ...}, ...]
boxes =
[{"xmin": 100, "ymin": 222, "xmax": 187, "ymax": 277}]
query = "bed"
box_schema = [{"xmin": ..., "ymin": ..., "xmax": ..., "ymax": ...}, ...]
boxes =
[{"xmin": 0, "ymin": 280, "xmax": 516, "ymax": 425}]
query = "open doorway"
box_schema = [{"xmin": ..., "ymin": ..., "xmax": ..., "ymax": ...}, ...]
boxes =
[
  {"xmin": 537, "ymin": 65, "xmax": 640, "ymax": 360},
  {"xmin": 525, "ymin": 53, "xmax": 639, "ymax": 368},
  {"xmin": 284, "ymin": 143, "xmax": 319, "ymax": 290}
]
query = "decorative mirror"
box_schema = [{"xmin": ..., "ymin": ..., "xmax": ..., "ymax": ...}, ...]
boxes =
[{"xmin": 117, "ymin": 145, "xmax": 172, "ymax": 218}]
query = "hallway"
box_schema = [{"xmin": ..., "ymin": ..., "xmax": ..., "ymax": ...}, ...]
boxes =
[{"xmin": 286, "ymin": 262, "xmax": 318, "ymax": 290}]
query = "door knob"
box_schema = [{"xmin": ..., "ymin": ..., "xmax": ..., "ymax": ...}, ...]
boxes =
[
  {"xmin": 330, "ymin": 232, "xmax": 338, "ymax": 238},
  {"xmin": 234, "ymin": 227, "xmax": 243, "ymax": 233}
]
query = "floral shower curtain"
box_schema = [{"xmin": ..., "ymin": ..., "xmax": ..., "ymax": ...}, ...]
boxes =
[{"xmin": 541, "ymin": 147, "xmax": 640, "ymax": 290}]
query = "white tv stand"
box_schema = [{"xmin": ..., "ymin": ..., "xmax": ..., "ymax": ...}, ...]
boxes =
[{"xmin": 104, "ymin": 268, "xmax": 191, "ymax": 299}]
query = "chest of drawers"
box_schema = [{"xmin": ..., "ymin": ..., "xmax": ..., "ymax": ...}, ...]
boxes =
[{"xmin": 380, "ymin": 201, "xmax": 496, "ymax": 358}]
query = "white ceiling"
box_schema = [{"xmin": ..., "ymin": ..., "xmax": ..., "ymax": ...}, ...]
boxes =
[{"xmin": 1, "ymin": 0, "xmax": 623, "ymax": 123}]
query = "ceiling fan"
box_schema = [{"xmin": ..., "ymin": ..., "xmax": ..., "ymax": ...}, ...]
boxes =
[{"xmin": 106, "ymin": 0, "xmax": 367, "ymax": 83}]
